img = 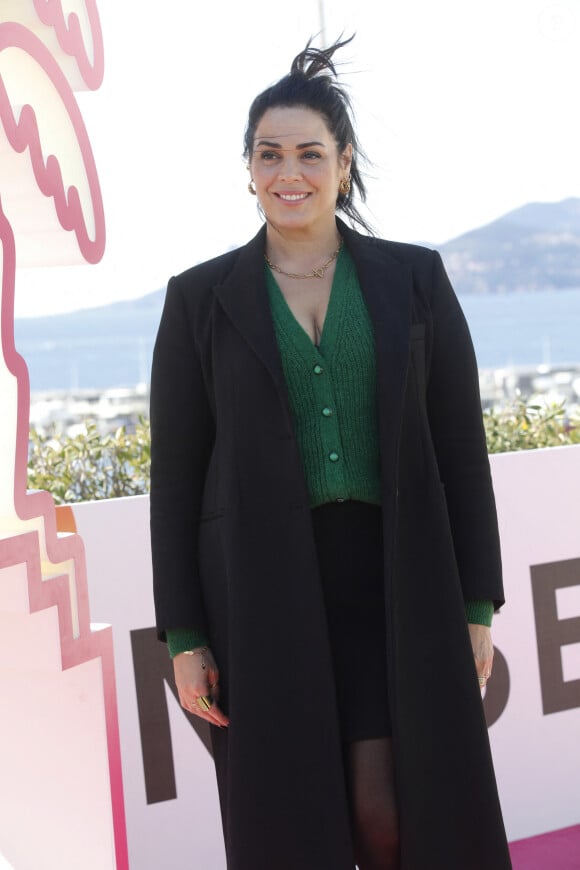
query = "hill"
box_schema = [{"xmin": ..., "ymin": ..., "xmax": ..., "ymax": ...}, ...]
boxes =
[{"xmin": 439, "ymin": 197, "xmax": 580, "ymax": 294}]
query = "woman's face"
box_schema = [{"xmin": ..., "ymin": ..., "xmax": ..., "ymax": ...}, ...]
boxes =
[{"xmin": 249, "ymin": 105, "xmax": 352, "ymax": 236}]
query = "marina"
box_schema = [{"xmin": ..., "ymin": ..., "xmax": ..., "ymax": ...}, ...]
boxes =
[{"xmin": 28, "ymin": 360, "xmax": 580, "ymax": 437}]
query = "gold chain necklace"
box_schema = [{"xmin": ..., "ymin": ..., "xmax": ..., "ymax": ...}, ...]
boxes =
[{"xmin": 264, "ymin": 238, "xmax": 343, "ymax": 279}]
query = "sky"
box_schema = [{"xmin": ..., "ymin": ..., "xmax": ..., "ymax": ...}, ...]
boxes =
[{"xmin": 11, "ymin": 0, "xmax": 580, "ymax": 317}]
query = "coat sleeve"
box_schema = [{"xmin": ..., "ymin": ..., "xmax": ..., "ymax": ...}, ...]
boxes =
[
  {"xmin": 149, "ymin": 276, "xmax": 215, "ymax": 641},
  {"xmin": 425, "ymin": 251, "xmax": 505, "ymax": 610}
]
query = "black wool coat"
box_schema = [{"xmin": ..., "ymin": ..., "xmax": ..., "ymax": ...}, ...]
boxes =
[{"xmin": 150, "ymin": 219, "xmax": 512, "ymax": 870}]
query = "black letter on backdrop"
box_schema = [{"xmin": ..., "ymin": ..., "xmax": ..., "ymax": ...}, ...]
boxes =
[
  {"xmin": 131, "ymin": 627, "xmax": 212, "ymax": 804},
  {"xmin": 482, "ymin": 645, "xmax": 510, "ymax": 727},
  {"xmin": 531, "ymin": 558, "xmax": 580, "ymax": 715}
]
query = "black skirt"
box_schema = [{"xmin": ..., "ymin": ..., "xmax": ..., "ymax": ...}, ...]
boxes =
[{"xmin": 311, "ymin": 500, "xmax": 391, "ymax": 742}]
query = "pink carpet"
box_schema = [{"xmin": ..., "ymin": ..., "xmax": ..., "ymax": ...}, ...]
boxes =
[{"xmin": 509, "ymin": 824, "xmax": 580, "ymax": 869}]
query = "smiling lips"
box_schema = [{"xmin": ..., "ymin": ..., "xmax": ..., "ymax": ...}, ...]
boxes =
[{"xmin": 275, "ymin": 192, "xmax": 311, "ymax": 202}]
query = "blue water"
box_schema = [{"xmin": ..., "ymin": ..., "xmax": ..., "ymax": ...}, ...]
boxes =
[
  {"xmin": 460, "ymin": 288, "xmax": 580, "ymax": 369},
  {"xmin": 14, "ymin": 288, "xmax": 580, "ymax": 392}
]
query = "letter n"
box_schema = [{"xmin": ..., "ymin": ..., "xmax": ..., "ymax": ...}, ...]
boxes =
[{"xmin": 130, "ymin": 628, "xmax": 212, "ymax": 804}]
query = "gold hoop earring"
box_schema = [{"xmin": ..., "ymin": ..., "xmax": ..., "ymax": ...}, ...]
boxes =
[
  {"xmin": 338, "ymin": 175, "xmax": 351, "ymax": 196},
  {"xmin": 248, "ymin": 180, "xmax": 257, "ymax": 196}
]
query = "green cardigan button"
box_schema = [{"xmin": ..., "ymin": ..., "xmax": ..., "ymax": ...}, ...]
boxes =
[
  {"xmin": 328, "ymin": 452, "xmax": 339, "ymax": 462},
  {"xmin": 322, "ymin": 407, "xmax": 333, "ymax": 417},
  {"xmin": 313, "ymin": 364, "xmax": 323, "ymax": 375}
]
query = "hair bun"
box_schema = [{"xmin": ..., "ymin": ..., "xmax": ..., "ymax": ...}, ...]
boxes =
[{"xmin": 290, "ymin": 35, "xmax": 354, "ymax": 80}]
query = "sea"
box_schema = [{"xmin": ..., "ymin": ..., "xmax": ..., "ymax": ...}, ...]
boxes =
[{"xmin": 13, "ymin": 287, "xmax": 580, "ymax": 393}]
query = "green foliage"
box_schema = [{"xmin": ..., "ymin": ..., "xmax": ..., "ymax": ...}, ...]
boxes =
[
  {"xmin": 28, "ymin": 418, "xmax": 150, "ymax": 504},
  {"xmin": 28, "ymin": 401, "xmax": 580, "ymax": 503},
  {"xmin": 483, "ymin": 399, "xmax": 580, "ymax": 453}
]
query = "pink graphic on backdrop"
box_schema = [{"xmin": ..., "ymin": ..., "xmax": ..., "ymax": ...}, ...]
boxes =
[
  {"xmin": 0, "ymin": 5, "xmax": 127, "ymax": 869},
  {"xmin": 0, "ymin": 24, "xmax": 105, "ymax": 263},
  {"xmin": 33, "ymin": 0, "xmax": 104, "ymax": 88}
]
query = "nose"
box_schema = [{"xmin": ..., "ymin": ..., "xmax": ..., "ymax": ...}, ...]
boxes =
[{"xmin": 278, "ymin": 154, "xmax": 303, "ymax": 181}]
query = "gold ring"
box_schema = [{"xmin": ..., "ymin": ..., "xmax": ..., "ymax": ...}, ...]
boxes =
[{"xmin": 197, "ymin": 695, "xmax": 213, "ymax": 712}]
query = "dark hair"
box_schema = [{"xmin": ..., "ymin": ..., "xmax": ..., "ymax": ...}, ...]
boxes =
[{"xmin": 243, "ymin": 36, "xmax": 373, "ymax": 234}]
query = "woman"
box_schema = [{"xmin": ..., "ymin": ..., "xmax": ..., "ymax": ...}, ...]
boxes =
[{"xmin": 150, "ymin": 37, "xmax": 512, "ymax": 870}]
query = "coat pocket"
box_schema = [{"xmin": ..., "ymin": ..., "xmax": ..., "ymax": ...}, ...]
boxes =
[
  {"xmin": 199, "ymin": 508, "xmax": 225, "ymax": 523},
  {"xmin": 410, "ymin": 322, "xmax": 427, "ymax": 398},
  {"xmin": 410, "ymin": 321, "xmax": 426, "ymax": 342}
]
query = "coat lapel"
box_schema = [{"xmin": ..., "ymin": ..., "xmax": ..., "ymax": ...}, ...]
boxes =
[
  {"xmin": 339, "ymin": 221, "xmax": 413, "ymax": 490},
  {"xmin": 213, "ymin": 224, "xmax": 290, "ymax": 399}
]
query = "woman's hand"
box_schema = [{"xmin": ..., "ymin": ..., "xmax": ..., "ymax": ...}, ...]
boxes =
[
  {"xmin": 173, "ymin": 646, "xmax": 230, "ymax": 728},
  {"xmin": 468, "ymin": 624, "xmax": 494, "ymax": 690}
]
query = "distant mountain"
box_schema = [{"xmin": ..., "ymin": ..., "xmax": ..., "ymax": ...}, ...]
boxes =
[{"xmin": 439, "ymin": 197, "xmax": 580, "ymax": 294}]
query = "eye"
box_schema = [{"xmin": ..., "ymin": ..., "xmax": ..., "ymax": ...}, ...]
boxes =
[
  {"xmin": 257, "ymin": 150, "xmax": 280, "ymax": 161},
  {"xmin": 302, "ymin": 151, "xmax": 322, "ymax": 160}
]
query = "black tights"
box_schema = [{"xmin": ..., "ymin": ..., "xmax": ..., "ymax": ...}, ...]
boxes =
[{"xmin": 344, "ymin": 737, "xmax": 400, "ymax": 870}]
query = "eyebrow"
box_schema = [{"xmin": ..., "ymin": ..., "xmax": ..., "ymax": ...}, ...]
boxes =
[{"xmin": 254, "ymin": 139, "xmax": 327, "ymax": 150}]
